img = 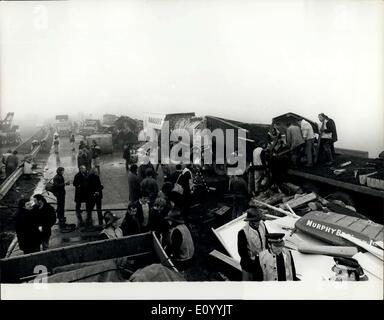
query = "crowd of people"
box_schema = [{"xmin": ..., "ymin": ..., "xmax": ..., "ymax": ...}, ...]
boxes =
[
  {"xmin": 13, "ymin": 113, "xmax": 368, "ymax": 282},
  {"xmin": 269, "ymin": 113, "xmax": 338, "ymax": 168}
]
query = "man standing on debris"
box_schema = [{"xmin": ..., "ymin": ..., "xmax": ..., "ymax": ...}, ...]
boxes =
[
  {"xmin": 5, "ymin": 150, "xmax": 19, "ymax": 178},
  {"xmin": 128, "ymin": 164, "xmax": 141, "ymax": 203},
  {"xmin": 15, "ymin": 199, "xmax": 41, "ymax": 254},
  {"xmin": 237, "ymin": 207, "xmax": 269, "ymax": 281},
  {"xmin": 298, "ymin": 118, "xmax": 315, "ymax": 167},
  {"xmin": 255, "ymin": 233, "xmax": 299, "ymax": 281},
  {"xmin": 73, "ymin": 165, "xmax": 88, "ymax": 228},
  {"xmin": 33, "ymin": 194, "xmax": 57, "ymax": 250},
  {"xmin": 52, "ymin": 167, "xmax": 74, "ymax": 232},
  {"xmin": 318, "ymin": 113, "xmax": 338, "ymax": 161},
  {"xmin": 164, "ymin": 208, "xmax": 195, "ymax": 271},
  {"xmin": 316, "ymin": 113, "xmax": 337, "ymax": 164},
  {"xmin": 229, "ymin": 170, "xmax": 249, "ymax": 219},
  {"xmin": 85, "ymin": 167, "xmax": 104, "ymax": 227},
  {"xmin": 286, "ymin": 118, "xmax": 305, "ymax": 167}
]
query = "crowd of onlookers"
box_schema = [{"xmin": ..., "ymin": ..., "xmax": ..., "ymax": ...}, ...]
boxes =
[{"xmin": 11, "ymin": 113, "xmax": 345, "ymax": 277}]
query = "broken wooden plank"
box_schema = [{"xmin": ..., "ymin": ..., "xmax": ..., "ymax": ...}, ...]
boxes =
[
  {"xmin": 0, "ymin": 232, "xmax": 154, "ymax": 283},
  {"xmin": 212, "ymin": 205, "xmax": 231, "ymax": 216},
  {"xmin": 251, "ymin": 199, "xmax": 299, "ymax": 218},
  {"xmin": 340, "ymin": 232, "xmax": 384, "ymax": 261},
  {"xmin": 280, "ymin": 192, "xmax": 317, "ymax": 210},
  {"xmin": 298, "ymin": 243, "xmax": 358, "ymax": 258},
  {"xmin": 209, "ymin": 250, "xmax": 242, "ymax": 272},
  {"xmin": 152, "ymin": 232, "xmax": 178, "ymax": 272},
  {"xmin": 353, "ymin": 252, "xmax": 383, "ymax": 281},
  {"xmin": 287, "ymin": 168, "xmax": 384, "ymax": 199}
]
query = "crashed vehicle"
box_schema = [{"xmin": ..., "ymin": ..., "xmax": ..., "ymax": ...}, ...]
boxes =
[{"xmin": 210, "ymin": 186, "xmax": 383, "ymax": 287}]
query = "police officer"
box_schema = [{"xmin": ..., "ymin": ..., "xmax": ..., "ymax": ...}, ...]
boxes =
[
  {"xmin": 329, "ymin": 257, "xmax": 368, "ymax": 281},
  {"xmin": 255, "ymin": 233, "xmax": 299, "ymax": 281}
]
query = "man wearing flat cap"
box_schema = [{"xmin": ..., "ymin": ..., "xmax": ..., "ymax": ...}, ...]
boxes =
[
  {"xmin": 255, "ymin": 233, "xmax": 299, "ymax": 281},
  {"xmin": 329, "ymin": 257, "xmax": 368, "ymax": 281},
  {"xmin": 164, "ymin": 208, "xmax": 195, "ymax": 270},
  {"xmin": 164, "ymin": 208, "xmax": 195, "ymax": 271},
  {"xmin": 237, "ymin": 206, "xmax": 269, "ymax": 281}
]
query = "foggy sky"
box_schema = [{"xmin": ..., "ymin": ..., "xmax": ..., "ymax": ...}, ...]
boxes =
[{"xmin": 1, "ymin": 0, "xmax": 383, "ymax": 157}]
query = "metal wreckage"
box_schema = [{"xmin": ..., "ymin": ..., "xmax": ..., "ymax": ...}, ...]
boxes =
[{"xmin": 0, "ymin": 112, "xmax": 382, "ymax": 288}]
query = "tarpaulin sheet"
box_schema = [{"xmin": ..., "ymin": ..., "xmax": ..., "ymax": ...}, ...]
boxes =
[
  {"xmin": 46, "ymin": 257, "xmax": 136, "ymax": 283},
  {"xmin": 129, "ymin": 263, "xmax": 185, "ymax": 282}
]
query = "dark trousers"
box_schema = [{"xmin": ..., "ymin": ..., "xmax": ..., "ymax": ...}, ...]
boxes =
[
  {"xmin": 173, "ymin": 257, "xmax": 194, "ymax": 272},
  {"xmin": 304, "ymin": 138, "xmax": 315, "ymax": 166},
  {"xmin": 55, "ymin": 193, "xmax": 66, "ymax": 224},
  {"xmin": 23, "ymin": 244, "xmax": 41, "ymax": 255},
  {"xmin": 6, "ymin": 166, "xmax": 16, "ymax": 178},
  {"xmin": 320, "ymin": 139, "xmax": 334, "ymax": 163},
  {"xmin": 75, "ymin": 201, "xmax": 86, "ymax": 224},
  {"xmin": 290, "ymin": 144, "xmax": 304, "ymax": 167},
  {"xmin": 86, "ymin": 198, "xmax": 103, "ymax": 225},
  {"xmin": 181, "ymin": 194, "xmax": 191, "ymax": 223},
  {"xmin": 330, "ymin": 141, "xmax": 336, "ymax": 157},
  {"xmin": 232, "ymin": 196, "xmax": 247, "ymax": 219},
  {"xmin": 41, "ymin": 235, "xmax": 50, "ymax": 250}
]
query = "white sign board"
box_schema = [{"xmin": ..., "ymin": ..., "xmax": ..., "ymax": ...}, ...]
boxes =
[{"xmin": 143, "ymin": 113, "xmax": 166, "ymax": 130}]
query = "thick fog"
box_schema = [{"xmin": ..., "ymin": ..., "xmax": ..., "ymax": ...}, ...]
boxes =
[{"xmin": 1, "ymin": 0, "xmax": 383, "ymax": 156}]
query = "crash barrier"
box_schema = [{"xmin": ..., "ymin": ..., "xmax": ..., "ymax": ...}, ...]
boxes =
[
  {"xmin": 15, "ymin": 128, "xmax": 48, "ymax": 154},
  {"xmin": 0, "ymin": 128, "xmax": 51, "ymax": 201}
]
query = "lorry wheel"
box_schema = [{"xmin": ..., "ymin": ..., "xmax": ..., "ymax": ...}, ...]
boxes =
[{"xmin": 327, "ymin": 191, "xmax": 355, "ymax": 207}]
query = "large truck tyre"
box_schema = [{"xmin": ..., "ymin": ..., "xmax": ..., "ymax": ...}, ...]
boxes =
[{"xmin": 327, "ymin": 191, "xmax": 356, "ymax": 207}]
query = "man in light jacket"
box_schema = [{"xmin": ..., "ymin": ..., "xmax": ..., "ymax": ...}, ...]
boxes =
[
  {"xmin": 298, "ymin": 118, "xmax": 315, "ymax": 167},
  {"xmin": 237, "ymin": 207, "xmax": 269, "ymax": 281}
]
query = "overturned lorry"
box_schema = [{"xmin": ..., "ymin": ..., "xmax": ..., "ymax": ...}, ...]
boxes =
[{"xmin": 141, "ymin": 112, "xmax": 270, "ymax": 176}]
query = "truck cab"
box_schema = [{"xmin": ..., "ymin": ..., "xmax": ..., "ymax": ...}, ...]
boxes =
[
  {"xmin": 80, "ymin": 119, "xmax": 102, "ymax": 137},
  {"xmin": 55, "ymin": 115, "xmax": 72, "ymax": 137}
]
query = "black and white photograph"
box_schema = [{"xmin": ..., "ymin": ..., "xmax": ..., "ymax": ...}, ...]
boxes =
[{"xmin": 0, "ymin": 0, "xmax": 383, "ymax": 302}]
